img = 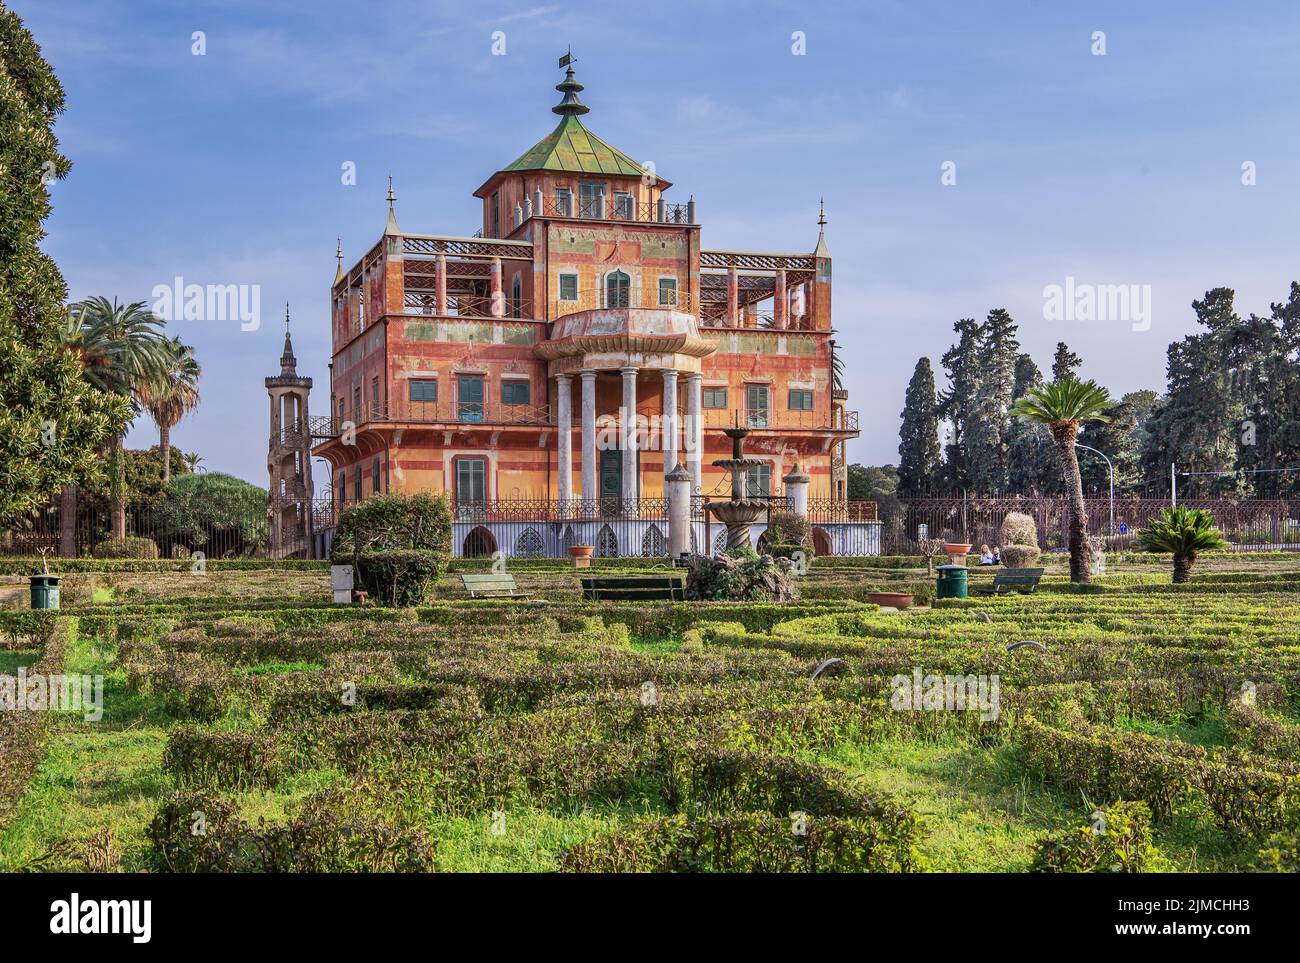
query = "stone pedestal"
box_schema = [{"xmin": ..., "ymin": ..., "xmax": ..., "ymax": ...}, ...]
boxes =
[
  {"xmin": 666, "ymin": 462, "xmax": 692, "ymax": 558},
  {"xmin": 782, "ymin": 462, "xmax": 810, "ymax": 516}
]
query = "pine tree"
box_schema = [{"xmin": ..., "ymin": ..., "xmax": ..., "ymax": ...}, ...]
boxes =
[
  {"xmin": 1052, "ymin": 342, "xmax": 1082, "ymax": 382},
  {"xmin": 1078, "ymin": 390, "xmax": 1152, "ymax": 494},
  {"xmin": 897, "ymin": 357, "xmax": 942, "ymax": 494},
  {"xmin": 0, "ymin": 9, "xmax": 129, "ymax": 519}
]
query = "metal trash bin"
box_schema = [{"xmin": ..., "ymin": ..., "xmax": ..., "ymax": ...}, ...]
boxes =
[
  {"xmin": 935, "ymin": 564, "xmax": 968, "ymax": 600},
  {"xmin": 30, "ymin": 574, "xmax": 61, "ymax": 610}
]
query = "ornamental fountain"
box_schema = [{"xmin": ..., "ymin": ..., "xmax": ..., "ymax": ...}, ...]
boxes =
[{"xmin": 706, "ymin": 417, "xmax": 769, "ymax": 552}]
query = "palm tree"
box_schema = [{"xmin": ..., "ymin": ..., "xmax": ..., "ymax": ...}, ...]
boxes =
[
  {"xmin": 136, "ymin": 338, "xmax": 202, "ymax": 483},
  {"xmin": 1136, "ymin": 506, "xmax": 1227, "ymax": 583},
  {"xmin": 62, "ymin": 297, "xmax": 171, "ymax": 540},
  {"xmin": 1009, "ymin": 377, "xmax": 1112, "ymax": 582}
]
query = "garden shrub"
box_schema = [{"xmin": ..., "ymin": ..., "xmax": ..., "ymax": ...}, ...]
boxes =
[
  {"xmin": 999, "ymin": 512, "xmax": 1040, "ymax": 567},
  {"xmin": 0, "ymin": 619, "xmax": 74, "ymax": 831},
  {"xmin": 149, "ymin": 787, "xmax": 436, "ymax": 872},
  {"xmin": 94, "ymin": 535, "xmax": 159, "ymax": 559},
  {"xmin": 561, "ymin": 813, "xmax": 919, "ymax": 873},
  {"xmin": 760, "ymin": 512, "xmax": 813, "ymax": 554},
  {"xmin": 1254, "ymin": 830, "xmax": 1300, "ymax": 872},
  {"xmin": 684, "ymin": 548, "xmax": 800, "ymax": 602},
  {"xmin": 353, "ymin": 549, "xmax": 444, "ymax": 607},
  {"xmin": 1030, "ymin": 801, "xmax": 1158, "ymax": 873},
  {"xmin": 331, "ymin": 494, "xmax": 453, "ymax": 606}
]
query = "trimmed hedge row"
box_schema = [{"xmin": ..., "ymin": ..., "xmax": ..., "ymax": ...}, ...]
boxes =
[
  {"xmin": 1031, "ymin": 801, "xmax": 1158, "ymax": 873},
  {"xmin": 1020, "ymin": 717, "xmax": 1300, "ymax": 835},
  {"xmin": 1, "ymin": 617, "xmax": 75, "ymax": 831},
  {"xmin": 149, "ymin": 786, "xmax": 436, "ymax": 872},
  {"xmin": 561, "ymin": 813, "xmax": 920, "ymax": 873}
]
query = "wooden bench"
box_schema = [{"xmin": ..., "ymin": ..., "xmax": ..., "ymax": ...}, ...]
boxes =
[
  {"xmin": 581, "ymin": 576, "xmax": 685, "ymax": 602},
  {"xmin": 979, "ymin": 567, "xmax": 1045, "ymax": 595},
  {"xmin": 460, "ymin": 573, "xmax": 530, "ymax": 599}
]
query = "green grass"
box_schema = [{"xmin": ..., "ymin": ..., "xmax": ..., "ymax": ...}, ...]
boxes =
[{"xmin": 0, "ymin": 650, "xmax": 40, "ymax": 674}]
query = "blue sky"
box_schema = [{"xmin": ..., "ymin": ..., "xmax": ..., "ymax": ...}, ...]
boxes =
[{"xmin": 17, "ymin": 0, "xmax": 1300, "ymax": 489}]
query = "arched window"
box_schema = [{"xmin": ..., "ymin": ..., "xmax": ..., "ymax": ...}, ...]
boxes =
[
  {"xmin": 511, "ymin": 274, "xmax": 522, "ymax": 318},
  {"xmin": 463, "ymin": 526, "xmax": 497, "ymax": 558},
  {"xmin": 605, "ymin": 270, "xmax": 630, "ymax": 308},
  {"xmin": 596, "ymin": 524, "xmax": 619, "ymax": 558},
  {"xmin": 640, "ymin": 524, "xmax": 666, "ymax": 558},
  {"xmin": 514, "ymin": 527, "xmax": 544, "ymax": 558}
]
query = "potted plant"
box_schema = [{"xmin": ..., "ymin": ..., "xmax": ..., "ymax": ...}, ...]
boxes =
[
  {"xmin": 568, "ymin": 544, "xmax": 594, "ymax": 569},
  {"xmin": 866, "ymin": 590, "xmax": 914, "ymax": 610}
]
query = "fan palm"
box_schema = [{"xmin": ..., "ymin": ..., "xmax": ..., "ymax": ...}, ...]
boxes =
[
  {"xmin": 1136, "ymin": 506, "xmax": 1227, "ymax": 583},
  {"xmin": 136, "ymin": 338, "xmax": 202, "ymax": 483},
  {"xmin": 62, "ymin": 297, "xmax": 172, "ymax": 540},
  {"xmin": 1009, "ymin": 377, "xmax": 1112, "ymax": 582}
]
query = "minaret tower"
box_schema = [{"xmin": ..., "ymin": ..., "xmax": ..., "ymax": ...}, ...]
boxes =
[{"xmin": 266, "ymin": 304, "xmax": 315, "ymax": 557}]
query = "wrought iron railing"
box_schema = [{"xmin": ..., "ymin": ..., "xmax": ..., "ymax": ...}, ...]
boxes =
[
  {"xmin": 807, "ymin": 499, "xmax": 879, "ymax": 523},
  {"xmin": 311, "ymin": 401, "xmax": 553, "ymax": 438},
  {"xmin": 701, "ymin": 408, "xmax": 859, "ymax": 432},
  {"xmin": 554, "ymin": 287, "xmax": 692, "ymax": 315},
  {"xmin": 532, "ymin": 197, "xmax": 694, "ymax": 225}
]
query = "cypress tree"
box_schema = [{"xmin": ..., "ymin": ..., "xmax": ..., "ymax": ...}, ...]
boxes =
[{"xmin": 897, "ymin": 357, "xmax": 942, "ymax": 494}]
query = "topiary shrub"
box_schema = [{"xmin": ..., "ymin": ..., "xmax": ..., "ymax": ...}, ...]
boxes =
[
  {"xmin": 352, "ymin": 549, "xmax": 444, "ymax": 607},
  {"xmin": 1001, "ymin": 545, "xmax": 1041, "ymax": 567},
  {"xmin": 760, "ymin": 511, "xmax": 814, "ymax": 555},
  {"xmin": 94, "ymin": 535, "xmax": 159, "ymax": 559},
  {"xmin": 685, "ymin": 547, "xmax": 800, "ymax": 602},
  {"xmin": 331, "ymin": 493, "xmax": 453, "ymax": 606},
  {"xmin": 999, "ymin": 512, "xmax": 1040, "ymax": 566}
]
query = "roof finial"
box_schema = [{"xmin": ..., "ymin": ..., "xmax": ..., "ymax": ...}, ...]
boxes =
[
  {"xmin": 552, "ymin": 50, "xmax": 590, "ymax": 117},
  {"xmin": 334, "ymin": 236, "xmax": 344, "ymax": 284},
  {"xmin": 279, "ymin": 304, "xmax": 297, "ymax": 375},
  {"xmin": 384, "ymin": 175, "xmax": 400, "ymax": 234},
  {"xmin": 814, "ymin": 197, "xmax": 830, "ymax": 257}
]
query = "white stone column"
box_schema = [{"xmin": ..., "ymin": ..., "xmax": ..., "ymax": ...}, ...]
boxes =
[
  {"xmin": 783, "ymin": 462, "xmax": 811, "ymax": 516},
  {"xmin": 620, "ymin": 366, "xmax": 638, "ymax": 503},
  {"xmin": 666, "ymin": 463, "xmax": 692, "ymax": 558},
  {"xmin": 580, "ymin": 369, "xmax": 597, "ymax": 506},
  {"xmin": 556, "ymin": 374, "xmax": 573, "ymax": 508},
  {"xmin": 686, "ymin": 372, "xmax": 703, "ymax": 496},
  {"xmin": 661, "ymin": 369, "xmax": 679, "ymax": 489}
]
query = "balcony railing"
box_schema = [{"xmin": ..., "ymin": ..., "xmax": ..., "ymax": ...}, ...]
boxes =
[
  {"xmin": 700, "ymin": 408, "xmax": 860, "ymax": 432},
  {"xmin": 528, "ymin": 197, "xmax": 695, "ymax": 226},
  {"xmin": 555, "ymin": 287, "xmax": 693, "ymax": 315},
  {"xmin": 311, "ymin": 401, "xmax": 553, "ymax": 438}
]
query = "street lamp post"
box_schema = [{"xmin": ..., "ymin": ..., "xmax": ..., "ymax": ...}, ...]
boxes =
[{"xmin": 1076, "ymin": 443, "xmax": 1114, "ymax": 537}]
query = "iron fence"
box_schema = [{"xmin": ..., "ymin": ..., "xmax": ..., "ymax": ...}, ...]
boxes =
[
  {"xmin": 0, "ymin": 498, "xmax": 268, "ymax": 559},
  {"xmin": 878, "ymin": 497, "xmax": 1300, "ymax": 555}
]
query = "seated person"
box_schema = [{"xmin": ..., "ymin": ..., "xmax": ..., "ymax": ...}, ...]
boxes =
[
  {"xmin": 991, "ymin": 545, "xmax": 1002, "ymax": 565},
  {"xmin": 978, "ymin": 544, "xmax": 995, "ymax": 565}
]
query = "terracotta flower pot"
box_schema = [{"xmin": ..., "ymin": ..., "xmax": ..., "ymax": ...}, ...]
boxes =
[
  {"xmin": 568, "ymin": 545, "xmax": 594, "ymax": 558},
  {"xmin": 867, "ymin": 591, "xmax": 914, "ymax": 610},
  {"xmin": 944, "ymin": 543, "xmax": 972, "ymax": 556}
]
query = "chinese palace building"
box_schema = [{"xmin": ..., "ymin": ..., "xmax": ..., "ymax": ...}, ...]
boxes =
[{"xmin": 277, "ymin": 60, "xmax": 876, "ymax": 558}]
